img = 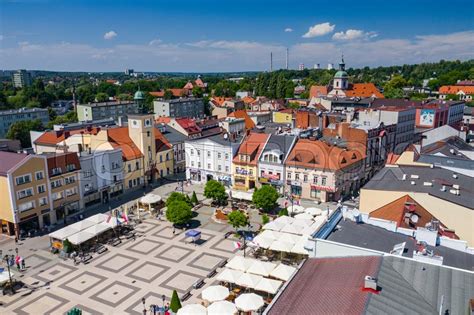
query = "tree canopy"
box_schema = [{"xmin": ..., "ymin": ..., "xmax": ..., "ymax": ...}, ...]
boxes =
[
  {"xmin": 169, "ymin": 290, "xmax": 182, "ymax": 313},
  {"xmin": 252, "ymin": 185, "xmax": 279, "ymax": 212},
  {"xmin": 227, "ymin": 210, "xmax": 248, "ymax": 231},
  {"xmin": 6, "ymin": 119, "xmax": 44, "ymax": 148},
  {"xmin": 165, "ymin": 200, "xmax": 192, "ymax": 226},
  {"xmin": 204, "ymin": 180, "xmax": 227, "ymax": 205},
  {"xmin": 166, "ymin": 192, "xmax": 192, "ymax": 207}
]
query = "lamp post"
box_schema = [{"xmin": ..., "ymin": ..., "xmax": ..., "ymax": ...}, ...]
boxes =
[
  {"xmin": 2, "ymin": 254, "xmax": 15, "ymax": 294},
  {"xmin": 162, "ymin": 294, "xmax": 166, "ymax": 310},
  {"xmin": 141, "ymin": 297, "xmax": 146, "ymax": 315}
]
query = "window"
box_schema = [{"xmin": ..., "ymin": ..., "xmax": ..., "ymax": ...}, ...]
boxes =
[
  {"xmin": 160, "ymin": 155, "xmax": 163, "ymax": 163},
  {"xmin": 66, "ymin": 164, "xmax": 76, "ymax": 172},
  {"xmin": 197, "ymin": 150, "xmax": 200, "ymax": 156},
  {"xmin": 295, "ymin": 173, "xmax": 300, "ymax": 180},
  {"xmin": 191, "ymin": 161, "xmax": 194, "ymax": 167},
  {"xmin": 18, "ymin": 201, "xmax": 35, "ymax": 212},
  {"xmin": 321, "ymin": 177, "xmax": 327, "ymax": 186},
  {"xmin": 15, "ymin": 174, "xmax": 31, "ymax": 185},
  {"xmin": 225, "ymin": 166, "xmax": 229, "ymax": 172},
  {"xmin": 207, "ymin": 151, "xmax": 211, "ymax": 158},
  {"xmin": 218, "ymin": 153, "xmax": 221, "ymax": 159},
  {"xmin": 135, "ymin": 161, "xmax": 140, "ymax": 170},
  {"xmin": 52, "ymin": 191, "xmax": 64, "ymax": 201},
  {"xmin": 51, "ymin": 179, "xmax": 62, "ymax": 188},
  {"xmin": 65, "ymin": 175, "xmax": 75, "ymax": 185},
  {"xmin": 191, "ymin": 149, "xmax": 194, "ymax": 155},
  {"xmin": 101, "ymin": 165, "xmax": 105, "ymax": 173},
  {"xmin": 37, "ymin": 184, "xmax": 46, "ymax": 194},
  {"xmin": 287, "ymin": 172, "xmax": 292, "ymax": 180},
  {"xmin": 65, "ymin": 188, "xmax": 77, "ymax": 197},
  {"xmin": 129, "ymin": 180, "xmax": 132, "ymax": 188},
  {"xmin": 39, "ymin": 197, "xmax": 48, "ymax": 206},
  {"xmin": 303, "ymin": 174, "xmax": 308, "ymax": 182},
  {"xmin": 218, "ymin": 165, "xmax": 222, "ymax": 171},
  {"xmin": 17, "ymin": 188, "xmax": 34, "ymax": 199},
  {"xmin": 52, "ymin": 167, "xmax": 62, "ymax": 175},
  {"xmin": 207, "ymin": 163, "xmax": 211, "ymax": 169},
  {"xmin": 128, "ymin": 164, "xmax": 132, "ymax": 172},
  {"xmin": 225, "ymin": 153, "xmax": 229, "ymax": 160},
  {"xmin": 166, "ymin": 153, "xmax": 169, "ymax": 161},
  {"xmin": 198, "ymin": 162, "xmax": 201, "ymax": 168},
  {"xmin": 313, "ymin": 176, "xmax": 318, "ymax": 184},
  {"xmin": 35, "ymin": 171, "xmax": 44, "ymax": 180},
  {"xmin": 147, "ymin": 131, "xmax": 151, "ymax": 137}
]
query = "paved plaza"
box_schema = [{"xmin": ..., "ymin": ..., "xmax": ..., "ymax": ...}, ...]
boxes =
[{"xmin": 0, "ymin": 217, "xmax": 241, "ymax": 314}]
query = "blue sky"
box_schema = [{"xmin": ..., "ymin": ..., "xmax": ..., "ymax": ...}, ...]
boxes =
[{"xmin": 1, "ymin": 0, "xmax": 473, "ymax": 72}]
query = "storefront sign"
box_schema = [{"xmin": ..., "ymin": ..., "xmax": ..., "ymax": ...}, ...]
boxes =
[
  {"xmin": 236, "ymin": 168, "xmax": 249, "ymax": 175},
  {"xmin": 259, "ymin": 177, "xmax": 269, "ymax": 183},
  {"xmin": 261, "ymin": 172, "xmax": 280, "ymax": 180},
  {"xmin": 291, "ymin": 180, "xmax": 301, "ymax": 187},
  {"xmin": 310, "ymin": 185, "xmax": 336, "ymax": 192},
  {"xmin": 189, "ymin": 168, "xmax": 200, "ymax": 174}
]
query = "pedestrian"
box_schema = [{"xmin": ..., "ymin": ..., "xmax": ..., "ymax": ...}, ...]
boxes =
[
  {"xmin": 21, "ymin": 258, "xmax": 26, "ymax": 270},
  {"xmin": 15, "ymin": 236, "xmax": 18, "ymax": 244},
  {"xmin": 15, "ymin": 257, "xmax": 20, "ymax": 270}
]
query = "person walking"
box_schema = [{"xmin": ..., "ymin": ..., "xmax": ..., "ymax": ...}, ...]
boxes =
[
  {"xmin": 21, "ymin": 258, "xmax": 26, "ymax": 271},
  {"xmin": 15, "ymin": 256, "xmax": 20, "ymax": 270}
]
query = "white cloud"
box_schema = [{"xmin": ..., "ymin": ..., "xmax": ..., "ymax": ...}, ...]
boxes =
[
  {"xmin": 148, "ymin": 38, "xmax": 162, "ymax": 46},
  {"xmin": 1, "ymin": 31, "xmax": 473, "ymax": 72},
  {"xmin": 0, "ymin": 35, "xmax": 3, "ymax": 41},
  {"xmin": 332, "ymin": 29, "xmax": 378, "ymax": 41},
  {"xmin": 284, "ymin": 28, "xmax": 293, "ymax": 33},
  {"xmin": 302, "ymin": 22, "xmax": 335, "ymax": 38},
  {"xmin": 103, "ymin": 31, "xmax": 117, "ymax": 40}
]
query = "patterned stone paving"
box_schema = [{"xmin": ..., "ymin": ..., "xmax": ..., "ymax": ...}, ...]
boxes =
[{"xmin": 0, "ymin": 218, "xmax": 237, "ymax": 314}]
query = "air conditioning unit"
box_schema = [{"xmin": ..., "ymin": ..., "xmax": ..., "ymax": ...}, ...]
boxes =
[
  {"xmin": 410, "ymin": 174, "xmax": 419, "ymax": 179},
  {"xmin": 411, "ymin": 181, "xmax": 416, "ymax": 185},
  {"xmin": 402, "ymin": 174, "xmax": 407, "ymax": 180},
  {"xmin": 452, "ymin": 173, "xmax": 458, "ymax": 179},
  {"xmin": 453, "ymin": 184, "xmax": 460, "ymax": 189},
  {"xmin": 364, "ymin": 276, "xmax": 378, "ymax": 291},
  {"xmin": 441, "ymin": 185, "xmax": 446, "ymax": 192},
  {"xmin": 423, "ymin": 182, "xmax": 433, "ymax": 186}
]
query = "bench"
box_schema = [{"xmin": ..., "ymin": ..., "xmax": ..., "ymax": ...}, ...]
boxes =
[
  {"xmin": 181, "ymin": 291, "xmax": 192, "ymax": 301},
  {"xmin": 193, "ymin": 279, "xmax": 205, "ymax": 289},
  {"xmin": 109, "ymin": 238, "xmax": 122, "ymax": 247},
  {"xmin": 82, "ymin": 254, "xmax": 93, "ymax": 264},
  {"xmin": 207, "ymin": 268, "xmax": 217, "ymax": 278},
  {"xmin": 125, "ymin": 232, "xmax": 136, "ymax": 240},
  {"xmin": 218, "ymin": 259, "xmax": 228, "ymax": 268},
  {"xmin": 96, "ymin": 246, "xmax": 108, "ymax": 254}
]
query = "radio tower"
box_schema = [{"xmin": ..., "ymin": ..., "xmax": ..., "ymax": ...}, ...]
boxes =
[
  {"xmin": 270, "ymin": 52, "xmax": 273, "ymax": 72},
  {"xmin": 286, "ymin": 48, "xmax": 289, "ymax": 70}
]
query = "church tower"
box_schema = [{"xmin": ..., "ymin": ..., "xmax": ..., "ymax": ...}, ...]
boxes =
[
  {"xmin": 128, "ymin": 89, "xmax": 157, "ymax": 183},
  {"xmin": 333, "ymin": 55, "xmax": 349, "ymax": 92}
]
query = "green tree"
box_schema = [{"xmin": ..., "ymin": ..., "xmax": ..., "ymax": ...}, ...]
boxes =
[
  {"xmin": 204, "ymin": 180, "xmax": 227, "ymax": 205},
  {"xmin": 96, "ymin": 92, "xmax": 109, "ymax": 102},
  {"xmin": 169, "ymin": 290, "xmax": 182, "ymax": 313},
  {"xmin": 192, "ymin": 86, "xmax": 203, "ymax": 98},
  {"xmin": 6, "ymin": 119, "xmax": 44, "ymax": 148},
  {"xmin": 278, "ymin": 208, "xmax": 289, "ymax": 216},
  {"xmin": 227, "ymin": 210, "xmax": 248, "ymax": 232},
  {"xmin": 262, "ymin": 214, "xmax": 270, "ymax": 225},
  {"xmin": 191, "ymin": 191, "xmax": 198, "ymax": 205},
  {"xmin": 252, "ymin": 185, "xmax": 279, "ymax": 212},
  {"xmin": 165, "ymin": 200, "xmax": 192, "ymax": 226},
  {"xmin": 166, "ymin": 192, "xmax": 192, "ymax": 207},
  {"xmin": 163, "ymin": 89, "xmax": 173, "ymax": 100},
  {"xmin": 116, "ymin": 93, "xmax": 132, "ymax": 101}
]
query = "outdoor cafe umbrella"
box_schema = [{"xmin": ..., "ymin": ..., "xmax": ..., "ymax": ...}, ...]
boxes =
[
  {"xmin": 294, "ymin": 213, "xmax": 314, "ymax": 221},
  {"xmin": 217, "ymin": 268, "xmax": 244, "ymax": 284},
  {"xmin": 247, "ymin": 260, "xmax": 277, "ymax": 277},
  {"xmin": 0, "ymin": 270, "xmax": 14, "ymax": 285},
  {"xmin": 274, "ymin": 215, "xmax": 294, "ymax": 225},
  {"xmin": 254, "ymin": 277, "xmax": 283, "ymax": 294},
  {"xmin": 269, "ymin": 239, "xmax": 295, "ymax": 253},
  {"xmin": 235, "ymin": 273, "xmax": 263, "ymax": 288},
  {"xmin": 287, "ymin": 205, "xmax": 304, "ymax": 214},
  {"xmin": 305, "ymin": 207, "xmax": 323, "ymax": 216},
  {"xmin": 207, "ymin": 300, "xmax": 237, "ymax": 315},
  {"xmin": 202, "ymin": 285, "xmax": 230, "ymax": 303},
  {"xmin": 235, "ymin": 293, "xmax": 264, "ymax": 312},
  {"xmin": 290, "ymin": 236, "xmax": 310, "ymax": 255},
  {"xmin": 252, "ymin": 234, "xmax": 273, "ymax": 249},
  {"xmin": 262, "ymin": 220, "xmax": 285, "ymax": 232},
  {"xmin": 259, "ymin": 229, "xmax": 284, "ymax": 241},
  {"xmin": 176, "ymin": 304, "xmax": 206, "ymax": 315},
  {"xmin": 83, "ymin": 213, "xmax": 108, "ymax": 224},
  {"xmin": 270, "ymin": 264, "xmax": 297, "ymax": 281},
  {"xmin": 277, "ymin": 232, "xmax": 301, "ymax": 244},
  {"xmin": 280, "ymin": 223, "xmax": 305, "ymax": 235},
  {"xmin": 226, "ymin": 256, "xmax": 254, "ymax": 272}
]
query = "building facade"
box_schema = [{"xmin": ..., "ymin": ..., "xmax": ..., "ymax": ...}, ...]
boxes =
[
  {"xmin": 76, "ymin": 101, "xmax": 139, "ymax": 122},
  {"xmin": 153, "ymin": 98, "xmax": 205, "ymax": 119},
  {"xmin": 12, "ymin": 69, "xmax": 32, "ymax": 88},
  {"xmin": 0, "ymin": 108, "xmax": 49, "ymax": 138}
]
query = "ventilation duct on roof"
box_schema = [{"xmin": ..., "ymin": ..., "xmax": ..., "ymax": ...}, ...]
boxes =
[
  {"xmin": 411, "ymin": 181, "xmax": 416, "ymax": 185},
  {"xmin": 402, "ymin": 174, "xmax": 407, "ymax": 180},
  {"xmin": 423, "ymin": 182, "xmax": 433, "ymax": 186},
  {"xmin": 452, "ymin": 173, "xmax": 458, "ymax": 179},
  {"xmin": 364, "ymin": 276, "xmax": 378, "ymax": 291},
  {"xmin": 441, "ymin": 185, "xmax": 446, "ymax": 192},
  {"xmin": 410, "ymin": 174, "xmax": 419, "ymax": 179}
]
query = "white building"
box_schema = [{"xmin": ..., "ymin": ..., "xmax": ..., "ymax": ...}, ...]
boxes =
[{"xmin": 185, "ymin": 133, "xmax": 242, "ymax": 186}]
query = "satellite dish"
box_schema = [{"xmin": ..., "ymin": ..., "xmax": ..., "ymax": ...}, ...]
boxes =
[
  {"xmin": 410, "ymin": 214, "xmax": 419, "ymax": 224},
  {"xmin": 223, "ymin": 133, "xmax": 228, "ymax": 139}
]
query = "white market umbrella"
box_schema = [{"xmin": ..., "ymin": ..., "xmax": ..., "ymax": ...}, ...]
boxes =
[
  {"xmin": 287, "ymin": 205, "xmax": 304, "ymax": 214},
  {"xmin": 83, "ymin": 213, "xmax": 108, "ymax": 224},
  {"xmin": 277, "ymin": 232, "xmax": 301, "ymax": 244},
  {"xmin": 68, "ymin": 230, "xmax": 96, "ymax": 245},
  {"xmin": 254, "ymin": 277, "xmax": 283, "ymax": 294},
  {"xmin": 270, "ymin": 264, "xmax": 297, "ymax": 281},
  {"xmin": 202, "ymin": 285, "xmax": 230, "ymax": 302},
  {"xmin": 252, "ymin": 235, "xmax": 273, "ymax": 249},
  {"xmin": 290, "ymin": 236, "xmax": 310, "ymax": 255},
  {"xmin": 226, "ymin": 256, "xmax": 254, "ymax": 272},
  {"xmin": 274, "ymin": 215, "xmax": 294, "ymax": 225},
  {"xmin": 207, "ymin": 301, "xmax": 237, "ymax": 315},
  {"xmin": 292, "ymin": 218, "xmax": 313, "ymax": 227},
  {"xmin": 235, "ymin": 293, "xmax": 264, "ymax": 312},
  {"xmin": 305, "ymin": 207, "xmax": 323, "ymax": 216},
  {"xmin": 176, "ymin": 304, "xmax": 206, "ymax": 315},
  {"xmin": 217, "ymin": 268, "xmax": 244, "ymax": 284},
  {"xmin": 0, "ymin": 271, "xmax": 14, "ymax": 285},
  {"xmin": 280, "ymin": 223, "xmax": 304, "ymax": 235},
  {"xmin": 247, "ymin": 260, "xmax": 277, "ymax": 277},
  {"xmin": 294, "ymin": 213, "xmax": 314, "ymax": 220},
  {"xmin": 259, "ymin": 229, "xmax": 284, "ymax": 240},
  {"xmin": 262, "ymin": 220, "xmax": 285, "ymax": 231},
  {"xmin": 235, "ymin": 273, "xmax": 263, "ymax": 288},
  {"xmin": 269, "ymin": 239, "xmax": 294, "ymax": 253},
  {"xmin": 141, "ymin": 193, "xmax": 162, "ymax": 204}
]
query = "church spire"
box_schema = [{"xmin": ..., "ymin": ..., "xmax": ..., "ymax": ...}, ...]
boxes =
[{"xmin": 339, "ymin": 53, "xmax": 345, "ymax": 71}]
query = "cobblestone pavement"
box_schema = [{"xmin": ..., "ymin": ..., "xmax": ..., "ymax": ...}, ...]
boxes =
[{"xmin": 0, "ymin": 217, "xmax": 241, "ymax": 314}]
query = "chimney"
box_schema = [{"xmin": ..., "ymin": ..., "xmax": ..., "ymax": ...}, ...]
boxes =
[{"xmin": 364, "ymin": 276, "xmax": 378, "ymax": 291}]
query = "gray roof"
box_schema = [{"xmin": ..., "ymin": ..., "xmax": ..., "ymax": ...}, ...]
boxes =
[
  {"xmin": 362, "ymin": 165, "xmax": 474, "ymax": 209},
  {"xmin": 261, "ymin": 134, "xmax": 296, "ymax": 158},
  {"xmin": 328, "ymin": 220, "xmax": 474, "ymax": 271},
  {"xmin": 188, "ymin": 133, "xmax": 243, "ymax": 146},
  {"xmin": 0, "ymin": 151, "xmax": 28, "ymax": 176},
  {"xmin": 160, "ymin": 126, "xmax": 187, "ymax": 144},
  {"xmin": 366, "ymin": 255, "xmax": 474, "ymax": 315}
]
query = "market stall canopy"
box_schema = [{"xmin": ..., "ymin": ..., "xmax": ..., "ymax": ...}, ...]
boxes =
[
  {"xmin": 83, "ymin": 222, "xmax": 111, "ymax": 236},
  {"xmin": 270, "ymin": 264, "xmax": 297, "ymax": 281},
  {"xmin": 259, "ymin": 230, "xmax": 284, "ymax": 240},
  {"xmin": 83, "ymin": 213, "xmax": 108, "ymax": 224},
  {"xmin": 68, "ymin": 219, "xmax": 97, "ymax": 232},
  {"xmin": 247, "ymin": 260, "xmax": 277, "ymax": 277},
  {"xmin": 140, "ymin": 193, "xmax": 162, "ymax": 204},
  {"xmin": 269, "ymin": 239, "xmax": 295, "ymax": 252},
  {"xmin": 252, "ymin": 235, "xmax": 273, "ymax": 249},
  {"xmin": 235, "ymin": 272, "xmax": 263, "ymax": 288},
  {"xmin": 217, "ymin": 268, "xmax": 244, "ymax": 283},
  {"xmin": 262, "ymin": 220, "xmax": 285, "ymax": 232},
  {"xmin": 235, "ymin": 293, "xmax": 264, "ymax": 312},
  {"xmin": 274, "ymin": 215, "xmax": 294, "ymax": 225},
  {"xmin": 277, "ymin": 232, "xmax": 300, "ymax": 244},
  {"xmin": 207, "ymin": 301, "xmax": 237, "ymax": 315},
  {"xmin": 287, "ymin": 205, "xmax": 304, "ymax": 214},
  {"xmin": 226, "ymin": 256, "xmax": 254, "ymax": 272},
  {"xmin": 254, "ymin": 277, "xmax": 283, "ymax": 294},
  {"xmin": 49, "ymin": 225, "xmax": 81, "ymax": 241},
  {"xmin": 68, "ymin": 230, "xmax": 96, "ymax": 245},
  {"xmin": 201, "ymin": 285, "xmax": 230, "ymax": 302},
  {"xmin": 294, "ymin": 213, "xmax": 314, "ymax": 220},
  {"xmin": 290, "ymin": 236, "xmax": 310, "ymax": 255},
  {"xmin": 227, "ymin": 189, "xmax": 253, "ymax": 201},
  {"xmin": 176, "ymin": 304, "xmax": 207, "ymax": 315},
  {"xmin": 305, "ymin": 207, "xmax": 323, "ymax": 216}
]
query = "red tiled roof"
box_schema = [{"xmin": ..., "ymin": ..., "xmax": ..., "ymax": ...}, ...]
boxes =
[
  {"xmin": 242, "ymin": 96, "xmax": 255, "ymax": 104},
  {"xmin": 46, "ymin": 152, "xmax": 81, "ymax": 177},
  {"xmin": 155, "ymin": 117, "xmax": 171, "ymax": 124},
  {"xmin": 285, "ymin": 139, "xmax": 365, "ymax": 171},
  {"xmin": 345, "ymin": 83, "xmax": 384, "ymax": 98},
  {"xmin": 175, "ymin": 118, "xmax": 201, "ymax": 134},
  {"xmin": 268, "ymin": 256, "xmax": 381, "ymax": 315},
  {"xmin": 183, "ymin": 82, "xmax": 194, "ymax": 90},
  {"xmin": 34, "ymin": 128, "xmax": 101, "ymax": 146},
  {"xmin": 228, "ymin": 110, "xmax": 256, "ymax": 130},
  {"xmin": 386, "ymin": 152, "xmax": 400, "ymax": 165},
  {"xmin": 0, "ymin": 151, "xmax": 29, "ymax": 176},
  {"xmin": 233, "ymin": 133, "xmax": 269, "ymax": 166},
  {"xmin": 309, "ymin": 85, "xmax": 328, "ymax": 98},
  {"xmin": 439, "ymin": 85, "xmax": 474, "ymax": 95},
  {"xmin": 211, "ymin": 97, "xmax": 232, "ymax": 107},
  {"xmin": 149, "ymin": 89, "xmax": 186, "ymax": 98},
  {"xmin": 107, "ymin": 127, "xmax": 143, "ymax": 161},
  {"xmin": 155, "ymin": 129, "xmax": 172, "ymax": 153}
]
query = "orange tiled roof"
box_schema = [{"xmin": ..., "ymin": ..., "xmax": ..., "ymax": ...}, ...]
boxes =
[
  {"xmin": 155, "ymin": 117, "xmax": 171, "ymax": 124},
  {"xmin": 439, "ymin": 85, "xmax": 474, "ymax": 95},
  {"xmin": 242, "ymin": 96, "xmax": 256, "ymax": 104},
  {"xmin": 233, "ymin": 133, "xmax": 269, "ymax": 166},
  {"xmin": 344, "ymin": 83, "xmax": 384, "ymax": 98},
  {"xmin": 195, "ymin": 78, "xmax": 206, "ymax": 88},
  {"xmin": 285, "ymin": 139, "xmax": 365, "ymax": 171},
  {"xmin": 34, "ymin": 128, "xmax": 101, "ymax": 146},
  {"xmin": 310, "ymin": 85, "xmax": 328, "ymax": 98},
  {"xmin": 228, "ymin": 110, "xmax": 256, "ymax": 130},
  {"xmin": 183, "ymin": 82, "xmax": 194, "ymax": 89},
  {"xmin": 155, "ymin": 129, "xmax": 172, "ymax": 153},
  {"xmin": 149, "ymin": 89, "xmax": 186, "ymax": 98},
  {"xmin": 386, "ymin": 152, "xmax": 400, "ymax": 165},
  {"xmin": 107, "ymin": 127, "xmax": 143, "ymax": 161},
  {"xmin": 211, "ymin": 97, "xmax": 232, "ymax": 107}
]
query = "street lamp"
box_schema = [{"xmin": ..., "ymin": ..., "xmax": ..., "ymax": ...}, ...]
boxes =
[
  {"xmin": 2, "ymin": 254, "xmax": 15, "ymax": 294},
  {"xmin": 162, "ymin": 294, "xmax": 166, "ymax": 309},
  {"xmin": 141, "ymin": 297, "xmax": 146, "ymax": 315}
]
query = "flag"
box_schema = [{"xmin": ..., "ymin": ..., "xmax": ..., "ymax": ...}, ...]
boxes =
[
  {"xmin": 122, "ymin": 212, "xmax": 129, "ymax": 223},
  {"xmin": 106, "ymin": 214, "xmax": 112, "ymax": 223},
  {"xmin": 233, "ymin": 241, "xmax": 242, "ymax": 249}
]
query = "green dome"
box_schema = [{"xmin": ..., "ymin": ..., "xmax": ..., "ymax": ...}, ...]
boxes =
[
  {"xmin": 334, "ymin": 70, "xmax": 348, "ymax": 78},
  {"xmin": 134, "ymin": 90, "xmax": 145, "ymax": 100}
]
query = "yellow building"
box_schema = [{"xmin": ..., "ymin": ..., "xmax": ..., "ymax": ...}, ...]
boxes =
[
  {"xmin": 46, "ymin": 152, "xmax": 82, "ymax": 223},
  {"xmin": 0, "ymin": 152, "xmax": 50, "ymax": 237},
  {"xmin": 273, "ymin": 110, "xmax": 294, "ymax": 124},
  {"xmin": 232, "ymin": 133, "xmax": 269, "ymax": 191},
  {"xmin": 360, "ymin": 165, "xmax": 474, "ymax": 247}
]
